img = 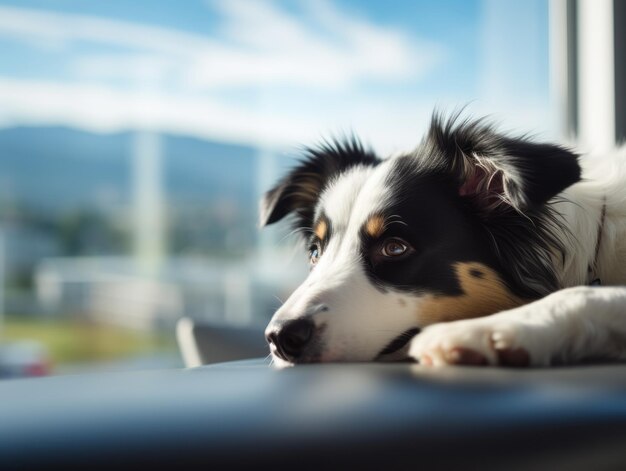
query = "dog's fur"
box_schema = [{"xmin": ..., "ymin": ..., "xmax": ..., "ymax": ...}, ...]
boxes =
[{"xmin": 261, "ymin": 112, "xmax": 626, "ymax": 367}]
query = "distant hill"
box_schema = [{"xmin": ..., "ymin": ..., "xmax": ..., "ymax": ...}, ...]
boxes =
[
  {"xmin": 0, "ymin": 126, "xmax": 301, "ymax": 256},
  {"xmin": 0, "ymin": 126, "xmax": 266, "ymax": 212}
]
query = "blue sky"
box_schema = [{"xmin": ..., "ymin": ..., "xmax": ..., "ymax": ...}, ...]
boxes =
[{"xmin": 0, "ymin": 0, "xmax": 551, "ymax": 154}]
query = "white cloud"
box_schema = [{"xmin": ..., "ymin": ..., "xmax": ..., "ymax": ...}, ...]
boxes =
[
  {"xmin": 0, "ymin": 1, "xmax": 555, "ymax": 162},
  {"xmin": 0, "ymin": 74, "xmax": 552, "ymax": 157},
  {"xmin": 0, "ymin": 1, "xmax": 451, "ymax": 152},
  {"xmin": 186, "ymin": 0, "xmax": 442, "ymax": 89},
  {"xmin": 0, "ymin": 1, "xmax": 451, "ymax": 151},
  {"xmin": 0, "ymin": 1, "xmax": 443, "ymax": 90},
  {"xmin": 0, "ymin": 77, "xmax": 439, "ymax": 154},
  {"xmin": 0, "ymin": 77, "xmax": 306, "ymax": 146},
  {"xmin": 0, "ymin": 5, "xmax": 211, "ymax": 55}
]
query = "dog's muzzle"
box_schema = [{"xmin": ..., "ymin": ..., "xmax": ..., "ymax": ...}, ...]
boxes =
[{"xmin": 265, "ymin": 318, "xmax": 316, "ymax": 363}]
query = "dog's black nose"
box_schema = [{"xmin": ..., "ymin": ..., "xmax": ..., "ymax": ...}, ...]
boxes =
[{"xmin": 266, "ymin": 319, "xmax": 315, "ymax": 362}]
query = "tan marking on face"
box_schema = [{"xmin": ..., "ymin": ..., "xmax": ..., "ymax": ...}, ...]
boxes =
[
  {"xmin": 417, "ymin": 262, "xmax": 528, "ymax": 325},
  {"xmin": 365, "ymin": 214, "xmax": 385, "ymax": 239},
  {"xmin": 314, "ymin": 219, "xmax": 328, "ymax": 241}
]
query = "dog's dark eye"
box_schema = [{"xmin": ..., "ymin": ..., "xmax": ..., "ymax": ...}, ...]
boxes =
[
  {"xmin": 381, "ymin": 238, "xmax": 409, "ymax": 257},
  {"xmin": 309, "ymin": 244, "xmax": 321, "ymax": 265}
]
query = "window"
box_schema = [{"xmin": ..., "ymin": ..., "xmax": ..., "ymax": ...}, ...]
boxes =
[{"xmin": 0, "ymin": 0, "xmax": 554, "ymax": 375}]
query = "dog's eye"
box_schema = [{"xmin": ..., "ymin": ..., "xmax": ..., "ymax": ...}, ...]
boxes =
[
  {"xmin": 381, "ymin": 238, "xmax": 409, "ymax": 257},
  {"xmin": 309, "ymin": 244, "xmax": 321, "ymax": 265}
]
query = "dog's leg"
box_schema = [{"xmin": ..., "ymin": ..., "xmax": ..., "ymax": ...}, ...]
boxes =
[{"xmin": 409, "ymin": 286, "xmax": 626, "ymax": 367}]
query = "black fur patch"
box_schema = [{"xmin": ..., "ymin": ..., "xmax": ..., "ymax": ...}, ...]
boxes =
[
  {"xmin": 360, "ymin": 169, "xmax": 491, "ymax": 297},
  {"xmin": 422, "ymin": 111, "xmax": 581, "ymax": 212},
  {"xmin": 377, "ymin": 328, "xmax": 421, "ymax": 356},
  {"xmin": 360, "ymin": 112, "xmax": 581, "ymax": 300}
]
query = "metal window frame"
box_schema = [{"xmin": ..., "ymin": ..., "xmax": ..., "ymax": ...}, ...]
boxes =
[{"xmin": 551, "ymin": 0, "xmax": 626, "ymax": 148}]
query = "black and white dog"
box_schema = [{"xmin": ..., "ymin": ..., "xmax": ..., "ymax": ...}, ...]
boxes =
[{"xmin": 262, "ymin": 112, "xmax": 626, "ymax": 367}]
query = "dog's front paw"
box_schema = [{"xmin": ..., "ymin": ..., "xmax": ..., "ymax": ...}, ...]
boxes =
[{"xmin": 408, "ymin": 317, "xmax": 549, "ymax": 367}]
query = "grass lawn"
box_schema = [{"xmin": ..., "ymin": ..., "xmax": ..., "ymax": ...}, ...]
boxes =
[{"xmin": 2, "ymin": 315, "xmax": 178, "ymax": 366}]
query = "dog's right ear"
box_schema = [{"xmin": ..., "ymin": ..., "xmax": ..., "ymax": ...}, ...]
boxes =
[
  {"xmin": 260, "ymin": 138, "xmax": 379, "ymax": 230},
  {"xmin": 423, "ymin": 112, "xmax": 581, "ymax": 214}
]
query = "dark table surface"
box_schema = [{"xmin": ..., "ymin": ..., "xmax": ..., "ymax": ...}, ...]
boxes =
[{"xmin": 2, "ymin": 360, "xmax": 626, "ymax": 470}]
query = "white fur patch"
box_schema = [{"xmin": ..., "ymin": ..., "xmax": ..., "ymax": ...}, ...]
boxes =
[
  {"xmin": 409, "ymin": 286, "xmax": 626, "ymax": 366},
  {"xmin": 316, "ymin": 160, "xmax": 395, "ymax": 233}
]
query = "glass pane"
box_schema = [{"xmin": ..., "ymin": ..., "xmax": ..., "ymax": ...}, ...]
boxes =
[{"xmin": 0, "ymin": 0, "xmax": 551, "ymax": 375}]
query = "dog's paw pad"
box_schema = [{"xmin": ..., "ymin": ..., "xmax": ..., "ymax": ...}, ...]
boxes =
[
  {"xmin": 445, "ymin": 347, "xmax": 488, "ymax": 366},
  {"xmin": 495, "ymin": 346, "xmax": 530, "ymax": 367},
  {"xmin": 490, "ymin": 330, "xmax": 530, "ymax": 367},
  {"xmin": 420, "ymin": 353, "xmax": 434, "ymax": 366},
  {"xmin": 408, "ymin": 318, "xmax": 538, "ymax": 367}
]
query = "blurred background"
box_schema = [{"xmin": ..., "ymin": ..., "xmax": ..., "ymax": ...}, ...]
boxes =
[{"xmin": 0, "ymin": 0, "xmax": 621, "ymax": 376}]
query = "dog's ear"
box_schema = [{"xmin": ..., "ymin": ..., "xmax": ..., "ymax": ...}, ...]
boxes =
[
  {"xmin": 260, "ymin": 138, "xmax": 379, "ymax": 229},
  {"xmin": 425, "ymin": 113, "xmax": 581, "ymax": 213}
]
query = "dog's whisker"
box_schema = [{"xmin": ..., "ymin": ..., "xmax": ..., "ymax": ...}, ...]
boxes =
[{"xmin": 280, "ymin": 226, "xmax": 313, "ymax": 242}]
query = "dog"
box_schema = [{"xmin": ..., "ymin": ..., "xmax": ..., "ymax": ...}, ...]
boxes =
[{"xmin": 261, "ymin": 112, "xmax": 626, "ymax": 367}]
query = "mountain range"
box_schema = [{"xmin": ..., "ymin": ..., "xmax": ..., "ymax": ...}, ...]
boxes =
[
  {"xmin": 0, "ymin": 126, "xmax": 299, "ymax": 258},
  {"xmin": 0, "ymin": 126, "xmax": 273, "ymax": 213}
]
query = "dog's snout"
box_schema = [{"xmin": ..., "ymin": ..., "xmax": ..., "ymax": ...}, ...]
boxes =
[{"xmin": 266, "ymin": 318, "xmax": 315, "ymax": 362}]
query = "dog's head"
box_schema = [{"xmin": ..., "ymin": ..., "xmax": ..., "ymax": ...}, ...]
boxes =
[{"xmin": 261, "ymin": 113, "xmax": 580, "ymax": 365}]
